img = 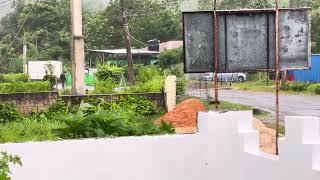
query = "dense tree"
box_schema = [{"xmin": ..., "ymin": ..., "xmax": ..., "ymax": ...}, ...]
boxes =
[
  {"xmin": 84, "ymin": 0, "xmax": 182, "ymax": 49},
  {"xmin": 0, "ymin": 0, "xmax": 72, "ymax": 73}
]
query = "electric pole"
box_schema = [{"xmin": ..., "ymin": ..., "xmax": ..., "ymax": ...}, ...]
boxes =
[
  {"xmin": 70, "ymin": 0, "xmax": 85, "ymax": 95},
  {"xmin": 120, "ymin": 0, "xmax": 135, "ymax": 85}
]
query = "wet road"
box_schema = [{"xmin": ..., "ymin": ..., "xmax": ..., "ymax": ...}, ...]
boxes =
[{"xmin": 217, "ymin": 89, "xmax": 320, "ymax": 120}]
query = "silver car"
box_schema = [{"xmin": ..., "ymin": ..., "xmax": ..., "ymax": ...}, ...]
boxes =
[{"xmin": 200, "ymin": 73, "xmax": 247, "ymax": 82}]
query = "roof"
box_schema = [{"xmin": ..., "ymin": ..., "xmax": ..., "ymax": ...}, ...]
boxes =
[
  {"xmin": 159, "ymin": 41, "xmax": 183, "ymax": 52},
  {"xmin": 141, "ymin": 41, "xmax": 183, "ymax": 52},
  {"xmin": 87, "ymin": 49, "xmax": 159, "ymax": 55}
]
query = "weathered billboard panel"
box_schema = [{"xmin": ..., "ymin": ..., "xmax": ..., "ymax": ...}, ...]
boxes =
[{"xmin": 183, "ymin": 8, "xmax": 311, "ymax": 73}]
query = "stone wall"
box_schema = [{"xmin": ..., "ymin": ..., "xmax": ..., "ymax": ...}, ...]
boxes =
[
  {"xmin": 61, "ymin": 93, "xmax": 166, "ymax": 108},
  {"xmin": 0, "ymin": 92, "xmax": 166, "ymax": 114},
  {"xmin": 0, "ymin": 92, "xmax": 59, "ymax": 114}
]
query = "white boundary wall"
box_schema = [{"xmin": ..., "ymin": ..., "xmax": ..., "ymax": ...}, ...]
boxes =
[{"xmin": 0, "ymin": 111, "xmax": 319, "ymax": 180}]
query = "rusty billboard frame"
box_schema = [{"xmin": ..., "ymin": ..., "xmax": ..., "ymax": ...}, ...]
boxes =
[{"xmin": 183, "ymin": 8, "xmax": 311, "ymax": 73}]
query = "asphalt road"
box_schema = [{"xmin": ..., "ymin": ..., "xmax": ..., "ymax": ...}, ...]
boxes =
[{"xmin": 217, "ymin": 89, "xmax": 320, "ymax": 120}]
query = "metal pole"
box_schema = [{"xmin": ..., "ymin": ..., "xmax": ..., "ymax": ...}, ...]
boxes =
[
  {"xmin": 214, "ymin": 0, "xmax": 219, "ymax": 110},
  {"xmin": 274, "ymin": 0, "xmax": 280, "ymax": 156}
]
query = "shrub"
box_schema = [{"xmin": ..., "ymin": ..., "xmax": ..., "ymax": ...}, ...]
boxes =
[
  {"xmin": 43, "ymin": 75, "xmax": 57, "ymax": 88},
  {"xmin": 0, "ymin": 117, "xmax": 64, "ymax": 143},
  {"xmin": 0, "ymin": 81, "xmax": 50, "ymax": 93},
  {"xmin": 53, "ymin": 108, "xmax": 174, "ymax": 139},
  {"xmin": 307, "ymin": 83, "xmax": 320, "ymax": 94},
  {"xmin": 94, "ymin": 78, "xmax": 117, "ymax": 94},
  {"xmin": 123, "ymin": 64, "xmax": 144, "ymax": 80},
  {"xmin": 139, "ymin": 75, "xmax": 164, "ymax": 92},
  {"xmin": 0, "ymin": 104, "xmax": 22, "ymax": 124},
  {"xmin": 159, "ymin": 48, "xmax": 183, "ymax": 69},
  {"xmin": 176, "ymin": 77, "xmax": 187, "ymax": 95},
  {"xmin": 45, "ymin": 99, "xmax": 68, "ymax": 119},
  {"xmin": 136, "ymin": 66, "xmax": 163, "ymax": 84},
  {"xmin": 119, "ymin": 96, "xmax": 157, "ymax": 116},
  {"xmin": 95, "ymin": 65, "xmax": 124, "ymax": 83},
  {"xmin": 281, "ymin": 82, "xmax": 312, "ymax": 92},
  {"xmin": 60, "ymin": 89, "xmax": 71, "ymax": 95},
  {"xmin": 84, "ymin": 96, "xmax": 157, "ymax": 117},
  {"xmin": 0, "ymin": 152, "xmax": 22, "ymax": 179},
  {"xmin": 0, "ymin": 73, "xmax": 29, "ymax": 83},
  {"xmin": 165, "ymin": 66, "xmax": 188, "ymax": 95}
]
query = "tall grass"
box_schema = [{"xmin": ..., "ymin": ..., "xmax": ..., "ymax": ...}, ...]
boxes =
[{"xmin": 0, "ymin": 117, "xmax": 65, "ymax": 143}]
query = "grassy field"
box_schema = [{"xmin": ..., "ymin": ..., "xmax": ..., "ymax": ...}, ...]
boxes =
[{"xmin": 226, "ymin": 73, "xmax": 319, "ymax": 96}]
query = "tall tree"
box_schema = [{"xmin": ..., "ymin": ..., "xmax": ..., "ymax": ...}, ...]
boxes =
[{"xmin": 83, "ymin": 0, "xmax": 182, "ymax": 50}]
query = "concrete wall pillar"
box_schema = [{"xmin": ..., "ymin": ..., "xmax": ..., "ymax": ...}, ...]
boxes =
[{"xmin": 164, "ymin": 75, "xmax": 177, "ymax": 112}]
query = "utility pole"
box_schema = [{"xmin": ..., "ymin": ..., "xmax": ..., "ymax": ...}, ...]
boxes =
[
  {"xmin": 70, "ymin": 0, "xmax": 85, "ymax": 95},
  {"xmin": 120, "ymin": 0, "xmax": 135, "ymax": 85},
  {"xmin": 22, "ymin": 31, "xmax": 27, "ymax": 73}
]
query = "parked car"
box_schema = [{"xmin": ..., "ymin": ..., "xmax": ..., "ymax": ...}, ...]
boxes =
[{"xmin": 199, "ymin": 72, "xmax": 247, "ymax": 82}]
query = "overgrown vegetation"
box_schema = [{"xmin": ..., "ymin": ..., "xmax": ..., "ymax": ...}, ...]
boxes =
[
  {"xmin": 231, "ymin": 73, "xmax": 320, "ymax": 95},
  {"xmin": 0, "ymin": 96, "xmax": 174, "ymax": 143},
  {"xmin": 281, "ymin": 82, "xmax": 320, "ymax": 94},
  {"xmin": 0, "ymin": 74, "xmax": 29, "ymax": 83},
  {"xmin": 0, "ymin": 104, "xmax": 22, "ymax": 124},
  {"xmin": 0, "ymin": 81, "xmax": 50, "ymax": 94},
  {"xmin": 0, "ymin": 152, "xmax": 22, "ymax": 180}
]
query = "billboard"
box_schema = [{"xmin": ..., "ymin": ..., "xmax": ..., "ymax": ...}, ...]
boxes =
[{"xmin": 183, "ymin": 8, "xmax": 311, "ymax": 73}]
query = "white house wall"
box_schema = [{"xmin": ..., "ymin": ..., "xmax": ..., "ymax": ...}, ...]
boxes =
[{"xmin": 0, "ymin": 111, "xmax": 319, "ymax": 180}]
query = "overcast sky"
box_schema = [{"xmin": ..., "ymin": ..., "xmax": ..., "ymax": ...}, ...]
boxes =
[{"xmin": 0, "ymin": 0, "xmax": 198, "ymax": 19}]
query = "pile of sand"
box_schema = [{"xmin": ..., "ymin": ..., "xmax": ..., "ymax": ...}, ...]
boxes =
[
  {"xmin": 157, "ymin": 98, "xmax": 206, "ymax": 134},
  {"xmin": 252, "ymin": 118, "xmax": 276, "ymax": 154},
  {"xmin": 158, "ymin": 98, "xmax": 276, "ymax": 154}
]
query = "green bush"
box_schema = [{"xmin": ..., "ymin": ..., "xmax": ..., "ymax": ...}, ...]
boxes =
[
  {"xmin": 0, "ymin": 152, "xmax": 22, "ymax": 179},
  {"xmin": 139, "ymin": 75, "xmax": 164, "ymax": 92},
  {"xmin": 281, "ymin": 82, "xmax": 312, "ymax": 92},
  {"xmin": 159, "ymin": 48, "xmax": 183, "ymax": 69},
  {"xmin": 45, "ymin": 99, "xmax": 68, "ymax": 119},
  {"xmin": 53, "ymin": 108, "xmax": 174, "ymax": 139},
  {"xmin": 0, "ymin": 104, "xmax": 22, "ymax": 124},
  {"xmin": 307, "ymin": 83, "xmax": 320, "ymax": 94},
  {"xmin": 84, "ymin": 96, "xmax": 157, "ymax": 117},
  {"xmin": 95, "ymin": 65, "xmax": 124, "ymax": 83},
  {"xmin": 60, "ymin": 89, "xmax": 71, "ymax": 95},
  {"xmin": 123, "ymin": 64, "xmax": 144, "ymax": 80},
  {"xmin": 165, "ymin": 66, "xmax": 188, "ymax": 95},
  {"xmin": 43, "ymin": 75, "xmax": 57, "ymax": 88},
  {"xmin": 0, "ymin": 117, "xmax": 64, "ymax": 143},
  {"xmin": 119, "ymin": 96, "xmax": 157, "ymax": 116},
  {"xmin": 0, "ymin": 73, "xmax": 29, "ymax": 83},
  {"xmin": 0, "ymin": 81, "xmax": 50, "ymax": 93},
  {"xmin": 176, "ymin": 77, "xmax": 187, "ymax": 95},
  {"xmin": 136, "ymin": 66, "xmax": 163, "ymax": 84},
  {"xmin": 94, "ymin": 78, "xmax": 117, "ymax": 94}
]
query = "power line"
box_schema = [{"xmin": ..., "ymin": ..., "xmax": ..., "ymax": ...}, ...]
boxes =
[
  {"xmin": 128, "ymin": 32, "xmax": 148, "ymax": 46},
  {"xmin": 0, "ymin": 0, "xmax": 39, "ymax": 65}
]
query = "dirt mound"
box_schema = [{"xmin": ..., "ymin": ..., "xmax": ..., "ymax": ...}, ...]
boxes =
[
  {"xmin": 253, "ymin": 118, "xmax": 277, "ymax": 154},
  {"xmin": 157, "ymin": 98, "xmax": 206, "ymax": 133},
  {"xmin": 158, "ymin": 98, "xmax": 276, "ymax": 154}
]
